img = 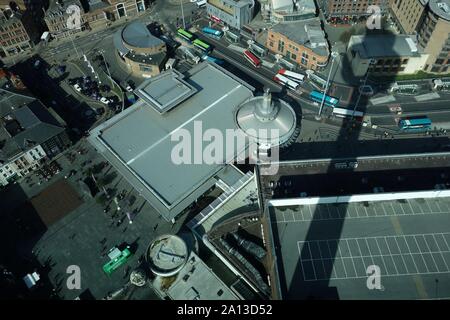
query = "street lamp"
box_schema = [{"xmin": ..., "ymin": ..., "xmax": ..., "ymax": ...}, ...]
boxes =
[
  {"xmin": 98, "ymin": 50, "xmax": 114, "ymax": 88},
  {"xmin": 316, "ymin": 51, "xmax": 339, "ymax": 120},
  {"xmin": 351, "ymin": 58, "xmax": 375, "ymax": 121},
  {"xmin": 180, "ymin": 0, "xmax": 186, "ymax": 29}
]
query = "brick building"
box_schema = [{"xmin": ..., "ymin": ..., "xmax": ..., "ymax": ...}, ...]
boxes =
[
  {"xmin": 266, "ymin": 18, "xmax": 329, "ymax": 70},
  {"xmin": 320, "ymin": 0, "xmax": 385, "ymax": 24},
  {"xmin": 44, "ymin": 0, "xmax": 149, "ymax": 41}
]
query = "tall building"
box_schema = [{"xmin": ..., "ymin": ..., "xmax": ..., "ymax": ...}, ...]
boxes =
[
  {"xmin": 417, "ymin": 0, "xmax": 450, "ymax": 73},
  {"xmin": 320, "ymin": 0, "xmax": 385, "ymax": 24},
  {"xmin": 206, "ymin": 0, "xmax": 255, "ymax": 30},
  {"xmin": 389, "ymin": 0, "xmax": 428, "ymax": 34},
  {"xmin": 390, "ymin": 0, "xmax": 450, "ymax": 74},
  {"xmin": 266, "ymin": 18, "xmax": 330, "ymax": 70}
]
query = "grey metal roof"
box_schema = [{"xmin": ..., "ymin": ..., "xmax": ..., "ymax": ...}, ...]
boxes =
[
  {"xmin": 89, "ymin": 62, "xmax": 255, "ymax": 220},
  {"xmin": 0, "ymin": 88, "xmax": 65, "ymax": 161},
  {"xmin": 349, "ymin": 34, "xmax": 421, "ymax": 58},
  {"xmin": 236, "ymin": 92, "xmax": 297, "ymax": 147},
  {"xmin": 134, "ymin": 69, "xmax": 197, "ymax": 114},
  {"xmin": 271, "ymin": 18, "xmax": 329, "ymax": 57},
  {"xmin": 122, "ymin": 21, "xmax": 164, "ymax": 49}
]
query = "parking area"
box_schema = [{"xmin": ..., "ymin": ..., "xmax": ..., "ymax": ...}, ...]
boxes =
[{"xmin": 270, "ymin": 197, "xmax": 450, "ymax": 299}]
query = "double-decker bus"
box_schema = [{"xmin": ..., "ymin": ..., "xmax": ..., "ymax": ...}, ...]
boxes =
[
  {"xmin": 333, "ymin": 107, "xmax": 364, "ymax": 120},
  {"xmin": 193, "ymin": 38, "xmax": 212, "ymax": 53},
  {"xmin": 274, "ymin": 73, "xmax": 299, "ymax": 90},
  {"xmin": 278, "ymin": 69, "xmax": 305, "ymax": 83},
  {"xmin": 398, "ymin": 116, "xmax": 432, "ymax": 132},
  {"xmin": 202, "ymin": 55, "xmax": 224, "ymax": 65},
  {"xmin": 310, "ymin": 90, "xmax": 339, "ymax": 108},
  {"xmin": 202, "ymin": 27, "xmax": 223, "ymax": 39},
  {"xmin": 177, "ymin": 28, "xmax": 195, "ymax": 42},
  {"xmin": 243, "ymin": 50, "xmax": 261, "ymax": 68}
]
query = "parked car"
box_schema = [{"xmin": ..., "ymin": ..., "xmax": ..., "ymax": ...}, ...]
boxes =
[
  {"xmin": 100, "ymin": 97, "xmax": 110, "ymax": 105},
  {"xmin": 74, "ymin": 84, "xmax": 82, "ymax": 92}
]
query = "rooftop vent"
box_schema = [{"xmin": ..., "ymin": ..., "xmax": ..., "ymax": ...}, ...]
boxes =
[{"xmin": 438, "ymin": 2, "xmax": 450, "ymax": 13}]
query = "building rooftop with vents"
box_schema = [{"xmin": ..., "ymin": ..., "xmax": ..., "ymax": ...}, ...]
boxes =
[
  {"xmin": 0, "ymin": 86, "xmax": 65, "ymax": 163},
  {"xmin": 348, "ymin": 34, "xmax": 422, "ymax": 59},
  {"xmin": 270, "ymin": 18, "xmax": 328, "ymax": 57},
  {"xmin": 88, "ymin": 62, "xmax": 255, "ymax": 221}
]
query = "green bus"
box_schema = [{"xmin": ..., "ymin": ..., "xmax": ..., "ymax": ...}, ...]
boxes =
[
  {"xmin": 177, "ymin": 28, "xmax": 195, "ymax": 42},
  {"xmin": 102, "ymin": 246, "xmax": 132, "ymax": 275},
  {"xmin": 193, "ymin": 39, "xmax": 212, "ymax": 53}
]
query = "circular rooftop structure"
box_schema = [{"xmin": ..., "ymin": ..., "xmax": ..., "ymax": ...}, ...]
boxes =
[
  {"xmin": 430, "ymin": 0, "xmax": 450, "ymax": 21},
  {"xmin": 146, "ymin": 234, "xmax": 188, "ymax": 277},
  {"xmin": 235, "ymin": 89, "xmax": 299, "ymax": 148},
  {"xmin": 114, "ymin": 21, "xmax": 166, "ymax": 56},
  {"xmin": 122, "ymin": 21, "xmax": 161, "ymax": 49}
]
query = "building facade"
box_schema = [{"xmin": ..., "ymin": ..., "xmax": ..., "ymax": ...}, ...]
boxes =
[
  {"xmin": 113, "ymin": 21, "xmax": 167, "ymax": 78},
  {"xmin": 320, "ymin": 0, "xmax": 385, "ymax": 24},
  {"xmin": 0, "ymin": 7, "xmax": 33, "ymax": 58},
  {"xmin": 260, "ymin": 0, "xmax": 317, "ymax": 23},
  {"xmin": 206, "ymin": 0, "xmax": 254, "ymax": 30},
  {"xmin": 0, "ymin": 145, "xmax": 46, "ymax": 186},
  {"xmin": 266, "ymin": 19, "xmax": 329, "ymax": 70},
  {"xmin": 389, "ymin": 0, "xmax": 427, "ymax": 34},
  {"xmin": 44, "ymin": 0, "xmax": 149, "ymax": 41},
  {"xmin": 417, "ymin": 0, "xmax": 450, "ymax": 73},
  {"xmin": 347, "ymin": 34, "xmax": 429, "ymax": 76}
]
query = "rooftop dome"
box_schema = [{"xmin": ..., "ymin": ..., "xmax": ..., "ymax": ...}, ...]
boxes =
[
  {"xmin": 146, "ymin": 234, "xmax": 188, "ymax": 277},
  {"xmin": 235, "ymin": 88, "xmax": 299, "ymax": 148}
]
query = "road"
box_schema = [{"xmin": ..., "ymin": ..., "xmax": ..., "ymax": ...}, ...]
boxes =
[{"xmin": 9, "ymin": 0, "xmax": 450, "ymax": 127}]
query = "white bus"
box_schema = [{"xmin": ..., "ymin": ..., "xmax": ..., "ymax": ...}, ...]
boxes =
[
  {"xmin": 333, "ymin": 107, "xmax": 364, "ymax": 120},
  {"xmin": 274, "ymin": 74, "xmax": 299, "ymax": 90},
  {"xmin": 278, "ymin": 69, "xmax": 305, "ymax": 83},
  {"xmin": 196, "ymin": 0, "xmax": 206, "ymax": 7}
]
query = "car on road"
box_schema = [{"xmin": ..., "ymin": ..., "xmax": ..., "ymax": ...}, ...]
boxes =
[
  {"xmin": 100, "ymin": 97, "xmax": 110, "ymax": 105},
  {"xmin": 74, "ymin": 84, "xmax": 82, "ymax": 92},
  {"xmin": 359, "ymin": 85, "xmax": 374, "ymax": 96},
  {"xmin": 125, "ymin": 81, "xmax": 134, "ymax": 92}
]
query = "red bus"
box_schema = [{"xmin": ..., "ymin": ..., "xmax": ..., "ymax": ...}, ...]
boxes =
[{"xmin": 243, "ymin": 50, "xmax": 261, "ymax": 68}]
